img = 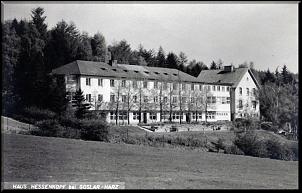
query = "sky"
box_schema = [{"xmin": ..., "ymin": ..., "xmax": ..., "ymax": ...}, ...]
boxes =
[{"xmin": 2, "ymin": 1, "xmax": 299, "ymax": 73}]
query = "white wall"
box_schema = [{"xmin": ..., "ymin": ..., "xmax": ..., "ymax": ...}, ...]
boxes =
[
  {"xmin": 234, "ymin": 71, "xmax": 260, "ymax": 119},
  {"xmin": 66, "ymin": 76, "xmax": 234, "ymax": 124}
]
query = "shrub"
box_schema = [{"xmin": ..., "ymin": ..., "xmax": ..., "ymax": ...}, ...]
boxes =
[
  {"xmin": 79, "ymin": 119, "xmax": 109, "ymax": 142},
  {"xmin": 224, "ymin": 144, "xmax": 244, "ymax": 155},
  {"xmin": 265, "ymin": 139, "xmax": 297, "ymax": 161},
  {"xmin": 234, "ymin": 131, "xmax": 267, "ymax": 157},
  {"xmin": 215, "ymin": 138, "xmax": 226, "ymax": 150},
  {"xmin": 23, "ymin": 106, "xmax": 56, "ymax": 123},
  {"xmin": 32, "ymin": 119, "xmax": 61, "ymax": 137}
]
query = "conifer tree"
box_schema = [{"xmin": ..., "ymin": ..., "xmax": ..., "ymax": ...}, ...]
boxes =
[{"xmin": 72, "ymin": 89, "xmax": 91, "ymax": 119}]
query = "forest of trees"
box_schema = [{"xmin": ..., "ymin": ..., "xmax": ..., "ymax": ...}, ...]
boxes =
[{"xmin": 2, "ymin": 7, "xmax": 299, "ymax": 134}]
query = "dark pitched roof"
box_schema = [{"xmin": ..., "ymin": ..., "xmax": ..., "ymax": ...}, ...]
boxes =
[
  {"xmin": 51, "ymin": 60, "xmax": 196, "ymax": 82},
  {"xmin": 196, "ymin": 67, "xmax": 260, "ymax": 88}
]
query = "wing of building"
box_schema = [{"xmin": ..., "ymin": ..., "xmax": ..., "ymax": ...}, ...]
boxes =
[{"xmin": 51, "ymin": 60, "xmax": 260, "ymax": 124}]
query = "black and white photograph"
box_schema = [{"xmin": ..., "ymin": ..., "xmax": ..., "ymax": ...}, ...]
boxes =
[{"xmin": 1, "ymin": 1, "xmax": 299, "ymax": 189}]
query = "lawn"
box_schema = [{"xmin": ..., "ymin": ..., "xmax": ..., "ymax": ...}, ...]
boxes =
[{"xmin": 3, "ymin": 133, "xmax": 298, "ymax": 189}]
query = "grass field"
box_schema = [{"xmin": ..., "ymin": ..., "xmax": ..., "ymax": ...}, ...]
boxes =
[{"xmin": 3, "ymin": 133, "xmax": 298, "ymax": 189}]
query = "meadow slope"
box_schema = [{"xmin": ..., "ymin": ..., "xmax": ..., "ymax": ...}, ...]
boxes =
[{"xmin": 3, "ymin": 133, "xmax": 298, "ymax": 189}]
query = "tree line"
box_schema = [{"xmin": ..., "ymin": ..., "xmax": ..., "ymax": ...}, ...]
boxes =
[{"xmin": 2, "ymin": 7, "xmax": 298, "ymax": 135}]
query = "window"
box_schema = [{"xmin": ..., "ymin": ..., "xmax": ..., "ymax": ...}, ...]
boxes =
[
  {"xmin": 247, "ymin": 88, "xmax": 249, "ymax": 96},
  {"xmin": 172, "ymin": 112, "xmax": 181, "ymax": 120},
  {"xmin": 239, "ymin": 87, "xmax": 242, "ymax": 95},
  {"xmin": 122, "ymin": 95, "xmax": 126, "ymax": 102},
  {"xmin": 144, "ymin": 96, "xmax": 148, "ymax": 102},
  {"xmin": 110, "ymin": 94, "xmax": 115, "ymax": 102},
  {"xmin": 239, "ymin": 100, "xmax": 243, "ymax": 109},
  {"xmin": 154, "ymin": 81, "xmax": 158, "ymax": 89},
  {"xmin": 86, "ymin": 94, "xmax": 91, "ymax": 102},
  {"xmin": 121, "ymin": 80, "xmax": 126, "ymax": 87},
  {"xmin": 199, "ymin": 84, "xmax": 202, "ymax": 91},
  {"xmin": 150, "ymin": 112, "xmax": 157, "ymax": 120},
  {"xmin": 207, "ymin": 85, "xmax": 211, "ymax": 91},
  {"xmin": 221, "ymin": 97, "xmax": 226, "ymax": 104},
  {"xmin": 154, "ymin": 96, "xmax": 158, "ymax": 103},
  {"xmin": 163, "ymin": 82, "xmax": 168, "ymax": 90},
  {"xmin": 198, "ymin": 113, "xmax": 202, "ymax": 119},
  {"xmin": 213, "ymin": 85, "xmax": 216, "ymax": 91},
  {"xmin": 163, "ymin": 96, "xmax": 168, "ymax": 103},
  {"xmin": 217, "ymin": 86, "xmax": 220, "ymax": 91},
  {"xmin": 191, "ymin": 84, "xmax": 195, "ymax": 91},
  {"xmin": 192, "ymin": 113, "xmax": 196, "ymax": 120},
  {"xmin": 86, "ymin": 78, "xmax": 91, "ymax": 86},
  {"xmin": 133, "ymin": 81, "xmax": 137, "ymax": 89},
  {"xmin": 172, "ymin": 96, "xmax": 178, "ymax": 103},
  {"xmin": 133, "ymin": 112, "xmax": 140, "ymax": 120},
  {"xmin": 133, "ymin": 95, "xmax": 138, "ymax": 103},
  {"xmin": 226, "ymin": 97, "xmax": 230, "ymax": 104},
  {"xmin": 222, "ymin": 86, "xmax": 225, "ymax": 92},
  {"xmin": 207, "ymin": 96, "xmax": 216, "ymax": 104},
  {"xmin": 119, "ymin": 111, "xmax": 127, "ymax": 120},
  {"xmin": 173, "ymin": 83, "xmax": 178, "ymax": 90},
  {"xmin": 143, "ymin": 81, "xmax": 148, "ymax": 88},
  {"xmin": 252, "ymin": 101, "xmax": 257, "ymax": 109},
  {"xmin": 182, "ymin": 83, "xmax": 186, "ymax": 90},
  {"xmin": 98, "ymin": 94, "xmax": 103, "ymax": 102},
  {"xmin": 98, "ymin": 79, "xmax": 103, "ymax": 86},
  {"xmin": 253, "ymin": 88, "xmax": 256, "ymax": 96},
  {"xmin": 110, "ymin": 112, "xmax": 116, "ymax": 120},
  {"xmin": 206, "ymin": 111, "xmax": 215, "ymax": 119},
  {"xmin": 110, "ymin": 79, "xmax": 115, "ymax": 87},
  {"xmin": 227, "ymin": 86, "xmax": 230, "ymax": 92}
]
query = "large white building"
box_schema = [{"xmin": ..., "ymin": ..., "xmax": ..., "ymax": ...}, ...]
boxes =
[{"xmin": 51, "ymin": 60, "xmax": 260, "ymax": 124}]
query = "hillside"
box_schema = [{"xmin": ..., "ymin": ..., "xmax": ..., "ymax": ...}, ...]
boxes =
[{"xmin": 3, "ymin": 133, "xmax": 298, "ymax": 189}]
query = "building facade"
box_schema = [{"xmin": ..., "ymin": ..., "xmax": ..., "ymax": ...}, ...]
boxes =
[{"xmin": 51, "ymin": 60, "xmax": 260, "ymax": 124}]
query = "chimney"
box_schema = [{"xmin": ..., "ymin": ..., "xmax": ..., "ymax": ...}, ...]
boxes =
[{"xmin": 223, "ymin": 65, "xmax": 234, "ymax": 72}]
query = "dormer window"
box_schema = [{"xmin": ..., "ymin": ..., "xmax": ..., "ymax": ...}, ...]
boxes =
[
  {"xmin": 163, "ymin": 73, "xmax": 168, "ymax": 75},
  {"xmin": 154, "ymin": 72, "xmax": 160, "ymax": 75}
]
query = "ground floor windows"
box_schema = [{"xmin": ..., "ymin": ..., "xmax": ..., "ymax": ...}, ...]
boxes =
[
  {"xmin": 206, "ymin": 111, "xmax": 216, "ymax": 120},
  {"xmin": 109, "ymin": 111, "xmax": 128, "ymax": 120},
  {"xmin": 133, "ymin": 112, "xmax": 140, "ymax": 120},
  {"xmin": 149, "ymin": 112, "xmax": 157, "ymax": 120},
  {"xmin": 192, "ymin": 112, "xmax": 202, "ymax": 120},
  {"xmin": 172, "ymin": 112, "xmax": 183, "ymax": 120},
  {"xmin": 110, "ymin": 112, "xmax": 116, "ymax": 120}
]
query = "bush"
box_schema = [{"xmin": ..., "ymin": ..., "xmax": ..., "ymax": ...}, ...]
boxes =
[
  {"xmin": 234, "ymin": 131, "xmax": 267, "ymax": 157},
  {"xmin": 224, "ymin": 144, "xmax": 244, "ymax": 155},
  {"xmin": 265, "ymin": 139, "xmax": 297, "ymax": 161},
  {"xmin": 23, "ymin": 106, "xmax": 56, "ymax": 122},
  {"xmin": 79, "ymin": 119, "xmax": 109, "ymax": 142},
  {"xmin": 32, "ymin": 119, "xmax": 61, "ymax": 137}
]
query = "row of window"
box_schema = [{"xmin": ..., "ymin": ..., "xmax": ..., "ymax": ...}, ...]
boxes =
[
  {"xmin": 85, "ymin": 94, "xmax": 103, "ymax": 102},
  {"xmin": 238, "ymin": 100, "xmax": 257, "ymax": 109},
  {"xmin": 239, "ymin": 87, "xmax": 256, "ymax": 96},
  {"xmin": 83, "ymin": 94, "xmax": 231, "ymax": 105},
  {"xmin": 85, "ymin": 77, "xmax": 230, "ymax": 92},
  {"xmin": 108, "ymin": 111, "xmax": 225, "ymax": 121}
]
